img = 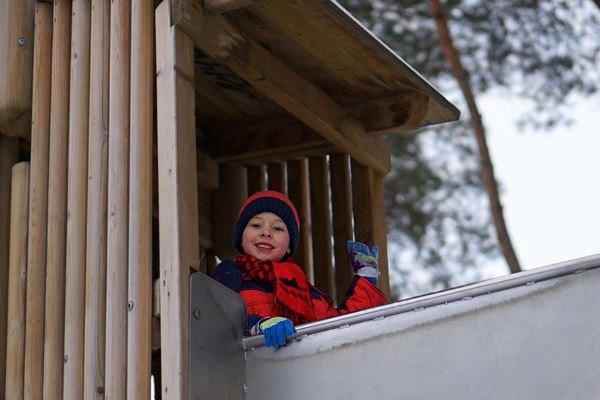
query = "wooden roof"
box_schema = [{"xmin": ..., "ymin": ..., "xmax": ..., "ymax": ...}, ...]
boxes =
[{"xmin": 171, "ymin": 0, "xmax": 460, "ymax": 173}]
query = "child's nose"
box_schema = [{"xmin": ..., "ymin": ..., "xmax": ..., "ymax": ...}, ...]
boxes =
[{"xmin": 260, "ymin": 227, "xmax": 272, "ymax": 237}]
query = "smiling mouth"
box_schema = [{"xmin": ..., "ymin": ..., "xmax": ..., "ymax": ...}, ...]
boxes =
[{"xmin": 255, "ymin": 243, "xmax": 274, "ymax": 250}]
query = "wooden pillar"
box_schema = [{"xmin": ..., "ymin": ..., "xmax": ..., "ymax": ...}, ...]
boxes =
[
  {"xmin": 247, "ymin": 165, "xmax": 267, "ymax": 196},
  {"xmin": 330, "ymin": 153, "xmax": 354, "ymax": 304},
  {"xmin": 5, "ymin": 162, "xmax": 29, "ymax": 400},
  {"xmin": 351, "ymin": 159, "xmax": 390, "ymax": 298},
  {"xmin": 156, "ymin": 2, "xmax": 200, "ymax": 398},
  {"xmin": 83, "ymin": 0, "xmax": 110, "ymax": 398},
  {"xmin": 287, "ymin": 159, "xmax": 313, "ymax": 283},
  {"xmin": 267, "ymin": 162, "xmax": 286, "ymax": 195},
  {"xmin": 309, "ymin": 156, "xmax": 334, "ymax": 295},
  {"xmin": 212, "ymin": 164, "xmax": 246, "ymax": 260},
  {"xmin": 105, "ymin": 0, "xmax": 131, "ymax": 398},
  {"xmin": 0, "ymin": 135, "xmax": 19, "ymax": 397},
  {"xmin": 23, "ymin": 4, "xmax": 52, "ymax": 399},
  {"xmin": 43, "ymin": 1, "xmax": 71, "ymax": 398},
  {"xmin": 127, "ymin": 0, "xmax": 154, "ymax": 398},
  {"xmin": 63, "ymin": 1, "xmax": 91, "ymax": 398}
]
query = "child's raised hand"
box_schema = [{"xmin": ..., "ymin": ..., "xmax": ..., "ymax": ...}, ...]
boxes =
[
  {"xmin": 347, "ymin": 240, "xmax": 379, "ymax": 283},
  {"xmin": 258, "ymin": 317, "xmax": 295, "ymax": 348}
]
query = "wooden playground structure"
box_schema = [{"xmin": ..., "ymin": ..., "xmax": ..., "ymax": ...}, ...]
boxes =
[{"xmin": 0, "ymin": 0, "xmax": 458, "ymax": 398}]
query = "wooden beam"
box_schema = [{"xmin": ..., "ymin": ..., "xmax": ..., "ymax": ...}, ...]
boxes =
[
  {"xmin": 63, "ymin": 1, "xmax": 91, "ymax": 398},
  {"xmin": 24, "ymin": 4, "xmax": 52, "ymax": 398},
  {"xmin": 267, "ymin": 162, "xmax": 286, "ymax": 195},
  {"xmin": 128, "ymin": 0, "xmax": 154, "ymax": 398},
  {"xmin": 83, "ymin": 0, "xmax": 110, "ymax": 397},
  {"xmin": 204, "ymin": 0, "xmax": 257, "ymax": 14},
  {"xmin": 0, "ymin": 135, "xmax": 19, "ymax": 397},
  {"xmin": 247, "ymin": 165, "xmax": 266, "ymax": 196},
  {"xmin": 156, "ymin": 2, "xmax": 200, "ymax": 399},
  {"xmin": 43, "ymin": 1, "xmax": 71, "ymax": 397},
  {"xmin": 351, "ymin": 159, "xmax": 390, "ymax": 298},
  {"xmin": 287, "ymin": 159, "xmax": 313, "ymax": 283},
  {"xmin": 5, "ymin": 162, "xmax": 29, "ymax": 400},
  {"xmin": 171, "ymin": 0, "xmax": 391, "ymax": 175},
  {"xmin": 212, "ymin": 163, "xmax": 246, "ymax": 260}
]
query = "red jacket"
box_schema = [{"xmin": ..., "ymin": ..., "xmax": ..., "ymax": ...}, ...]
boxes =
[{"xmin": 213, "ymin": 258, "xmax": 387, "ymax": 335}]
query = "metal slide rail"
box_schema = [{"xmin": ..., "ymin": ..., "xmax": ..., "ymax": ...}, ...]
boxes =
[{"xmin": 243, "ymin": 253, "xmax": 600, "ymax": 349}]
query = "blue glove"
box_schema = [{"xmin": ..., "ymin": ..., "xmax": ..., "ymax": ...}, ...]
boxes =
[
  {"xmin": 258, "ymin": 317, "xmax": 295, "ymax": 348},
  {"xmin": 347, "ymin": 240, "xmax": 379, "ymax": 283}
]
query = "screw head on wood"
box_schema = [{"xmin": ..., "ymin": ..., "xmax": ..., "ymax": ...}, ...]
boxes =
[{"xmin": 17, "ymin": 37, "xmax": 27, "ymax": 47}]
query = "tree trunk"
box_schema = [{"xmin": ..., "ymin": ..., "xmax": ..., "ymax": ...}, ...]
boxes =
[{"xmin": 428, "ymin": 0, "xmax": 522, "ymax": 273}]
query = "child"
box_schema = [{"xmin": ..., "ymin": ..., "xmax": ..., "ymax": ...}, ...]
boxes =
[{"xmin": 212, "ymin": 191, "xmax": 387, "ymax": 348}]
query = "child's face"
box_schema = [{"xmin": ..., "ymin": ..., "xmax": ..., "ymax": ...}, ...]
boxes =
[{"xmin": 241, "ymin": 212, "xmax": 290, "ymax": 262}]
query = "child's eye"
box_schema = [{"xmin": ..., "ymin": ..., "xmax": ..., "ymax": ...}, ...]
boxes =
[
  {"xmin": 250, "ymin": 223, "xmax": 261, "ymax": 229},
  {"xmin": 273, "ymin": 226, "xmax": 285, "ymax": 232}
]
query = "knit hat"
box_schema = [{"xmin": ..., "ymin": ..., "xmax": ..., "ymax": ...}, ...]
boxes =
[{"xmin": 234, "ymin": 191, "xmax": 300, "ymax": 256}]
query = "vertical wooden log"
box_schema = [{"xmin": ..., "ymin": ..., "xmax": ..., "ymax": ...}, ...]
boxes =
[
  {"xmin": 287, "ymin": 159, "xmax": 313, "ymax": 283},
  {"xmin": 0, "ymin": 0, "xmax": 35, "ymax": 139},
  {"xmin": 128, "ymin": 0, "xmax": 154, "ymax": 398},
  {"xmin": 267, "ymin": 162, "xmax": 286, "ymax": 194},
  {"xmin": 23, "ymin": 4, "xmax": 52, "ymax": 399},
  {"xmin": 212, "ymin": 164, "xmax": 246, "ymax": 260},
  {"xmin": 42, "ymin": 0, "xmax": 71, "ymax": 398},
  {"xmin": 329, "ymin": 153, "xmax": 354, "ymax": 305},
  {"xmin": 5, "ymin": 162, "xmax": 29, "ymax": 400},
  {"xmin": 0, "ymin": 135, "xmax": 19, "ymax": 397},
  {"xmin": 83, "ymin": 0, "xmax": 110, "ymax": 398},
  {"xmin": 309, "ymin": 156, "xmax": 334, "ymax": 295},
  {"xmin": 62, "ymin": 1, "xmax": 91, "ymax": 398},
  {"xmin": 351, "ymin": 159, "xmax": 390, "ymax": 298},
  {"xmin": 247, "ymin": 165, "xmax": 266, "ymax": 196},
  {"xmin": 105, "ymin": 0, "xmax": 131, "ymax": 398},
  {"xmin": 156, "ymin": 2, "xmax": 199, "ymax": 398}
]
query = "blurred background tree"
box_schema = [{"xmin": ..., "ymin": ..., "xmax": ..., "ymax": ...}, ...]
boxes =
[{"xmin": 338, "ymin": 0, "xmax": 600, "ymax": 298}]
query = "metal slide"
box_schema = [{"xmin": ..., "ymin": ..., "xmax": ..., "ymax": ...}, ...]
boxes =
[{"xmin": 190, "ymin": 254, "xmax": 600, "ymax": 399}]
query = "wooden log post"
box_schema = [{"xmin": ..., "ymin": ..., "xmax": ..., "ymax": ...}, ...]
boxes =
[
  {"xmin": 63, "ymin": 1, "xmax": 91, "ymax": 398},
  {"xmin": 329, "ymin": 153, "xmax": 354, "ymax": 305},
  {"xmin": 0, "ymin": 135, "xmax": 19, "ymax": 397},
  {"xmin": 156, "ymin": 2, "xmax": 200, "ymax": 398},
  {"xmin": 351, "ymin": 159, "xmax": 391, "ymax": 298},
  {"xmin": 105, "ymin": 0, "xmax": 131, "ymax": 398},
  {"xmin": 5, "ymin": 162, "xmax": 29, "ymax": 400},
  {"xmin": 23, "ymin": 4, "xmax": 52, "ymax": 399},
  {"xmin": 247, "ymin": 165, "xmax": 267, "ymax": 196},
  {"xmin": 83, "ymin": 0, "xmax": 110, "ymax": 398},
  {"xmin": 0, "ymin": 0, "xmax": 35, "ymax": 139},
  {"xmin": 309, "ymin": 156, "xmax": 334, "ymax": 296},
  {"xmin": 128, "ymin": 0, "xmax": 154, "ymax": 398},
  {"xmin": 212, "ymin": 164, "xmax": 247, "ymax": 261},
  {"xmin": 287, "ymin": 159, "xmax": 314, "ymax": 283},
  {"xmin": 267, "ymin": 162, "xmax": 286, "ymax": 195},
  {"xmin": 43, "ymin": 1, "xmax": 71, "ymax": 398}
]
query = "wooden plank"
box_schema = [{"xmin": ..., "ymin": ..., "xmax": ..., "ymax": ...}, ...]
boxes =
[
  {"xmin": 198, "ymin": 187, "xmax": 214, "ymax": 250},
  {"xmin": 212, "ymin": 164, "xmax": 246, "ymax": 260},
  {"xmin": 267, "ymin": 162, "xmax": 286, "ymax": 195},
  {"xmin": 286, "ymin": 159, "xmax": 313, "ymax": 282},
  {"xmin": 0, "ymin": 135, "xmax": 19, "ymax": 397},
  {"xmin": 329, "ymin": 153, "xmax": 353, "ymax": 305},
  {"xmin": 23, "ymin": 4, "xmax": 52, "ymax": 399},
  {"xmin": 42, "ymin": 1, "xmax": 71, "ymax": 398},
  {"xmin": 196, "ymin": 150, "xmax": 219, "ymax": 190},
  {"xmin": 105, "ymin": 0, "xmax": 131, "ymax": 398},
  {"xmin": 0, "ymin": 0, "xmax": 35, "ymax": 139},
  {"xmin": 247, "ymin": 165, "xmax": 266, "ymax": 196},
  {"xmin": 309, "ymin": 156, "xmax": 334, "ymax": 295},
  {"xmin": 204, "ymin": 0, "xmax": 257, "ymax": 14},
  {"xmin": 62, "ymin": 1, "xmax": 91, "ymax": 398},
  {"xmin": 83, "ymin": 0, "xmax": 110, "ymax": 398},
  {"xmin": 127, "ymin": 0, "xmax": 154, "ymax": 399},
  {"xmin": 351, "ymin": 159, "xmax": 390, "ymax": 298},
  {"xmin": 156, "ymin": 2, "xmax": 200, "ymax": 398},
  {"xmin": 5, "ymin": 162, "xmax": 29, "ymax": 400},
  {"xmin": 172, "ymin": 0, "xmax": 391, "ymax": 175}
]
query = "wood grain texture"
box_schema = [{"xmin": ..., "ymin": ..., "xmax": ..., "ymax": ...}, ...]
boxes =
[
  {"xmin": 5, "ymin": 162, "xmax": 29, "ymax": 400},
  {"xmin": 42, "ymin": 1, "xmax": 72, "ymax": 397},
  {"xmin": 63, "ymin": 1, "xmax": 91, "ymax": 398},
  {"xmin": 23, "ymin": 5, "xmax": 52, "ymax": 399},
  {"xmin": 156, "ymin": 2, "xmax": 200, "ymax": 398},
  {"xmin": 267, "ymin": 162, "xmax": 286, "ymax": 195},
  {"xmin": 127, "ymin": 0, "xmax": 154, "ymax": 397},
  {"xmin": 105, "ymin": 0, "xmax": 131, "ymax": 398},
  {"xmin": 83, "ymin": 0, "xmax": 110, "ymax": 398}
]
